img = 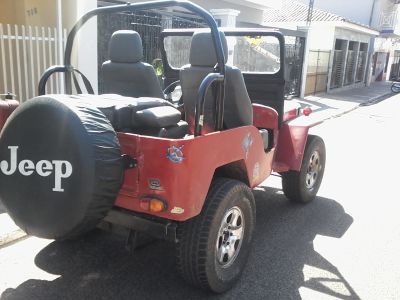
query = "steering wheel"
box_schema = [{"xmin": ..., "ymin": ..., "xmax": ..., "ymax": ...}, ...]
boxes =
[{"xmin": 163, "ymin": 80, "xmax": 182, "ymax": 105}]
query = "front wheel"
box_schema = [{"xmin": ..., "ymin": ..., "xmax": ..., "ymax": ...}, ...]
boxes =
[
  {"xmin": 281, "ymin": 135, "xmax": 326, "ymax": 203},
  {"xmin": 391, "ymin": 83, "xmax": 400, "ymax": 93},
  {"xmin": 176, "ymin": 178, "xmax": 256, "ymax": 293}
]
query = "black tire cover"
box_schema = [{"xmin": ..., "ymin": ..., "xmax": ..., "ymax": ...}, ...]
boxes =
[{"xmin": 0, "ymin": 95, "xmax": 124, "ymax": 239}]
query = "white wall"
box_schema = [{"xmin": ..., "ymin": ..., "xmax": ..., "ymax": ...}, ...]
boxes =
[
  {"xmin": 335, "ymin": 27, "xmax": 372, "ymax": 44},
  {"xmin": 308, "ymin": 23, "xmax": 336, "ymax": 50},
  {"xmin": 62, "ymin": 0, "xmax": 98, "ymax": 93}
]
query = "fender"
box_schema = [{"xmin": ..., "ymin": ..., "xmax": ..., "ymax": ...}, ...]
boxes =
[
  {"xmin": 273, "ymin": 114, "xmax": 322, "ymax": 172},
  {"xmin": 0, "ymin": 99, "xmax": 19, "ymax": 131}
]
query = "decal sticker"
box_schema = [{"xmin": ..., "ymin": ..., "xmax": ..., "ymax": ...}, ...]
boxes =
[
  {"xmin": 167, "ymin": 145, "xmax": 184, "ymax": 164},
  {"xmin": 242, "ymin": 133, "xmax": 253, "ymax": 158},
  {"xmin": 253, "ymin": 162, "xmax": 260, "ymax": 181},
  {"xmin": 0, "ymin": 146, "xmax": 72, "ymax": 192},
  {"xmin": 148, "ymin": 179, "xmax": 163, "ymax": 191},
  {"xmin": 171, "ymin": 207, "xmax": 185, "ymax": 214}
]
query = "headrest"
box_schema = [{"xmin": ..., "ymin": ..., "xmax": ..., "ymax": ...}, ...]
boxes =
[
  {"xmin": 189, "ymin": 31, "xmax": 228, "ymax": 67},
  {"xmin": 108, "ymin": 30, "xmax": 143, "ymax": 63}
]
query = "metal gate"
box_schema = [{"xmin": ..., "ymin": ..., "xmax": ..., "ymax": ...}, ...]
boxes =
[
  {"xmin": 356, "ymin": 49, "xmax": 367, "ymax": 82},
  {"xmin": 330, "ymin": 50, "xmax": 344, "ymax": 88},
  {"xmin": 285, "ymin": 35, "xmax": 305, "ymax": 97},
  {"xmin": 305, "ymin": 50, "xmax": 331, "ymax": 95},
  {"xmin": 390, "ymin": 50, "xmax": 400, "ymax": 80},
  {"xmin": 344, "ymin": 50, "xmax": 356, "ymax": 85}
]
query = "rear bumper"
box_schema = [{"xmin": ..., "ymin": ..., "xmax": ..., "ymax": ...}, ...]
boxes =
[{"xmin": 100, "ymin": 208, "xmax": 178, "ymax": 242}]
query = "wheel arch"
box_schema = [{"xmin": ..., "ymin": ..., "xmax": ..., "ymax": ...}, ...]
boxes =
[
  {"xmin": 213, "ymin": 160, "xmax": 250, "ymax": 187},
  {"xmin": 273, "ymin": 120, "xmax": 322, "ymax": 172}
]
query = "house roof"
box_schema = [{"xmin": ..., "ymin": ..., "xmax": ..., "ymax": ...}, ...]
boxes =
[{"xmin": 263, "ymin": 0, "xmax": 371, "ymax": 28}]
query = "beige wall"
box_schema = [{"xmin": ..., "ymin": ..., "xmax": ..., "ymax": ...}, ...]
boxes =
[
  {"xmin": 0, "ymin": 0, "xmax": 16, "ymax": 24},
  {"xmin": 0, "ymin": 0, "xmax": 56, "ymax": 27}
]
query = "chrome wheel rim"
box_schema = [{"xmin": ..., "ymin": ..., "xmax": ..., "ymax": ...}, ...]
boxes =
[
  {"xmin": 216, "ymin": 206, "xmax": 244, "ymax": 267},
  {"xmin": 305, "ymin": 150, "xmax": 321, "ymax": 190}
]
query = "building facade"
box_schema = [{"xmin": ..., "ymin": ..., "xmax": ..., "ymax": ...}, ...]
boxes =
[
  {"xmin": 263, "ymin": 0, "xmax": 379, "ymax": 96},
  {"xmin": 297, "ymin": 0, "xmax": 400, "ymax": 81}
]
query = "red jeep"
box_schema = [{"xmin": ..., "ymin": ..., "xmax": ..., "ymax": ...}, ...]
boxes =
[{"xmin": 0, "ymin": 0, "xmax": 325, "ymax": 293}]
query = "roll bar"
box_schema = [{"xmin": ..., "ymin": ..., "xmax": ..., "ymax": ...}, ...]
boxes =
[
  {"xmin": 64, "ymin": 0, "xmax": 226, "ymax": 90},
  {"xmin": 62, "ymin": 0, "xmax": 226, "ymax": 134}
]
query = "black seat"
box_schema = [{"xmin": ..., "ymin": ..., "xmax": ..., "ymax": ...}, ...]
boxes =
[
  {"xmin": 180, "ymin": 31, "xmax": 253, "ymax": 133},
  {"xmin": 68, "ymin": 94, "xmax": 187, "ymax": 138},
  {"xmin": 102, "ymin": 30, "xmax": 164, "ymax": 98}
]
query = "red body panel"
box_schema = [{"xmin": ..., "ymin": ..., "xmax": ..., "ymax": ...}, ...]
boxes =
[
  {"xmin": 273, "ymin": 114, "xmax": 323, "ymax": 172},
  {"xmin": 0, "ymin": 100, "xmax": 19, "ymax": 131},
  {"xmin": 252, "ymin": 103, "xmax": 279, "ymax": 147},
  {"xmin": 115, "ymin": 126, "xmax": 274, "ymax": 221},
  {"xmin": 252, "ymin": 103, "xmax": 278, "ymax": 130}
]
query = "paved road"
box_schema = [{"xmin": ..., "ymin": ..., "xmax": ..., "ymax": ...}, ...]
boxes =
[{"xmin": 1, "ymin": 93, "xmax": 399, "ymax": 300}]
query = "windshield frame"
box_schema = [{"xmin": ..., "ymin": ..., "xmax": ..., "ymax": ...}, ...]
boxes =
[{"xmin": 160, "ymin": 28, "xmax": 285, "ymax": 78}]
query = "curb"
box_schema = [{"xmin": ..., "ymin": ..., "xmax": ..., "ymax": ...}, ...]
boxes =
[
  {"xmin": 359, "ymin": 91, "xmax": 393, "ymax": 107},
  {"xmin": 0, "ymin": 213, "xmax": 28, "ymax": 248},
  {"xmin": 0, "ymin": 228, "xmax": 27, "ymax": 248},
  {"xmin": 304, "ymin": 91, "xmax": 393, "ymax": 123}
]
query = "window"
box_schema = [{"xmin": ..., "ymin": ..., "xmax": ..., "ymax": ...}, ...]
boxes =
[{"xmin": 164, "ymin": 34, "xmax": 281, "ymax": 74}]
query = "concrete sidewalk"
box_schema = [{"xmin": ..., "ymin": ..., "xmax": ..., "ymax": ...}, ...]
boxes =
[
  {"xmin": 0, "ymin": 203, "xmax": 26, "ymax": 248},
  {"xmin": 0, "ymin": 81, "xmax": 394, "ymax": 248},
  {"xmin": 293, "ymin": 81, "xmax": 393, "ymax": 122}
]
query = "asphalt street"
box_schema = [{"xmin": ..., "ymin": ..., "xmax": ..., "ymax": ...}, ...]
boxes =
[{"xmin": 1, "ymin": 93, "xmax": 399, "ymax": 300}]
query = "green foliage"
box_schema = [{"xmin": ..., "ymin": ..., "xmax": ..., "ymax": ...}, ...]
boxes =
[{"xmin": 152, "ymin": 58, "xmax": 163, "ymax": 76}]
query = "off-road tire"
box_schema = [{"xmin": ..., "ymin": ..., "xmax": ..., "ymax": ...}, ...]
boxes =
[
  {"xmin": 281, "ymin": 135, "xmax": 326, "ymax": 203},
  {"xmin": 176, "ymin": 178, "xmax": 256, "ymax": 293}
]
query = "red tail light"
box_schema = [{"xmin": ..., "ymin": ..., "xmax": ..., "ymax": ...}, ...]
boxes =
[{"xmin": 303, "ymin": 107, "xmax": 312, "ymax": 116}]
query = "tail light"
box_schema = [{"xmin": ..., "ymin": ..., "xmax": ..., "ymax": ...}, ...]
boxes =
[
  {"xmin": 140, "ymin": 197, "xmax": 167, "ymax": 213},
  {"xmin": 303, "ymin": 107, "xmax": 312, "ymax": 116}
]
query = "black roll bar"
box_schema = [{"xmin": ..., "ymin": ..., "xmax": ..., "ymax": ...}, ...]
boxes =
[
  {"xmin": 62, "ymin": 0, "xmax": 226, "ymax": 134},
  {"xmin": 64, "ymin": 0, "xmax": 226, "ymax": 89},
  {"xmin": 38, "ymin": 65, "xmax": 68, "ymax": 96},
  {"xmin": 194, "ymin": 73, "xmax": 224, "ymax": 136}
]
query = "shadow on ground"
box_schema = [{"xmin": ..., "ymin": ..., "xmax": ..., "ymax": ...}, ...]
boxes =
[{"xmin": 1, "ymin": 187, "xmax": 358, "ymax": 300}]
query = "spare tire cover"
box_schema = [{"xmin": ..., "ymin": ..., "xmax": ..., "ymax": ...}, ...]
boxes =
[{"xmin": 0, "ymin": 95, "xmax": 124, "ymax": 239}]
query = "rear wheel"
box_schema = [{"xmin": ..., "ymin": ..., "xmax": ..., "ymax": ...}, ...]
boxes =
[
  {"xmin": 176, "ymin": 178, "xmax": 256, "ymax": 293},
  {"xmin": 281, "ymin": 135, "xmax": 326, "ymax": 203}
]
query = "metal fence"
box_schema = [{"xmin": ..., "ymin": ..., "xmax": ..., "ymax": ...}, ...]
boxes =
[{"xmin": 0, "ymin": 23, "xmax": 66, "ymax": 102}]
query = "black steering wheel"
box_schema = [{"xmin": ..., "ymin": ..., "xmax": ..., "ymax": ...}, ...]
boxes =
[{"xmin": 163, "ymin": 80, "xmax": 182, "ymax": 104}]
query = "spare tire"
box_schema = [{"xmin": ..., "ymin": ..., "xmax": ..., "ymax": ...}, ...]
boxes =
[{"xmin": 0, "ymin": 95, "xmax": 124, "ymax": 240}]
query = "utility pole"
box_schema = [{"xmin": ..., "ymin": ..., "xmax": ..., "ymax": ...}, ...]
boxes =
[
  {"xmin": 307, "ymin": 0, "xmax": 315, "ymax": 26},
  {"xmin": 368, "ymin": 0, "xmax": 377, "ymax": 26}
]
